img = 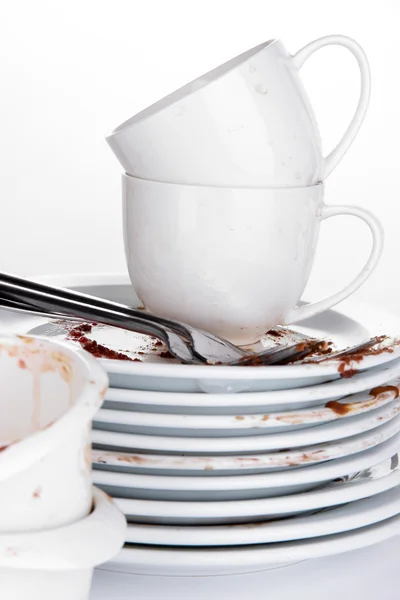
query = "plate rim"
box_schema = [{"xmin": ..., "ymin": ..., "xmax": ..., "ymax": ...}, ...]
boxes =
[{"xmin": 29, "ymin": 273, "xmax": 400, "ymax": 381}]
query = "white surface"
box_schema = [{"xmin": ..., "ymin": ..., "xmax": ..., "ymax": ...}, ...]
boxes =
[
  {"xmin": 123, "ymin": 176, "xmax": 383, "ymax": 344},
  {"xmin": 91, "ymin": 533, "xmax": 400, "ymax": 599},
  {"xmin": 0, "ymin": 1, "xmax": 398, "ymax": 320}
]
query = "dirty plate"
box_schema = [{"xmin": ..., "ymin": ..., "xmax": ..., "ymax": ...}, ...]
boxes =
[
  {"xmin": 104, "ymin": 513, "xmax": 400, "ymax": 576},
  {"xmin": 91, "ymin": 414, "xmax": 400, "ymax": 475},
  {"xmin": 95, "ymin": 378, "xmax": 400, "ymax": 437},
  {"xmin": 92, "ymin": 393, "xmax": 400, "ymax": 452},
  {"xmin": 123, "ymin": 480, "xmax": 400, "ymax": 544},
  {"xmin": 112, "ymin": 464, "xmax": 400, "ymax": 525},
  {"xmin": 19, "ymin": 274, "xmax": 400, "ymax": 393},
  {"xmin": 103, "ymin": 358, "xmax": 400, "ymax": 414},
  {"xmin": 92, "ymin": 433, "xmax": 400, "ymax": 501}
]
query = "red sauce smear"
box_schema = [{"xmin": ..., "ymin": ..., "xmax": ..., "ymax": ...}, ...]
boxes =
[{"xmin": 66, "ymin": 323, "xmax": 136, "ymax": 362}]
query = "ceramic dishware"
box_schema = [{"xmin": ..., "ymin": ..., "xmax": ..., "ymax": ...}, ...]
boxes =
[
  {"xmin": 95, "ymin": 378, "xmax": 400, "ymax": 437},
  {"xmin": 0, "ymin": 334, "xmax": 108, "ymax": 532},
  {"xmin": 123, "ymin": 482, "xmax": 400, "ymax": 544},
  {"xmin": 104, "ymin": 514, "xmax": 400, "ymax": 577},
  {"xmin": 107, "ymin": 35, "xmax": 370, "ymax": 186},
  {"xmin": 123, "ymin": 176, "xmax": 383, "ymax": 344},
  {"xmin": 92, "ymin": 394, "xmax": 400, "ymax": 452},
  {"xmin": 5, "ymin": 274, "xmax": 400, "ymax": 394},
  {"xmin": 0, "ymin": 487, "xmax": 126, "ymax": 600},
  {"xmin": 91, "ymin": 413, "xmax": 400, "ymax": 474},
  {"xmin": 91, "ymin": 432, "xmax": 400, "ymax": 500},
  {"xmin": 113, "ymin": 473, "xmax": 400, "ymax": 525},
  {"xmin": 102, "ymin": 358, "xmax": 400, "ymax": 414}
]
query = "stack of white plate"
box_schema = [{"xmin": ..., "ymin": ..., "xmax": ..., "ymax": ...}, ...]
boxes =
[{"xmin": 3, "ymin": 274, "xmax": 400, "ymax": 576}]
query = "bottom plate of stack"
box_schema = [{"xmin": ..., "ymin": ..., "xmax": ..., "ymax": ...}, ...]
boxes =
[{"xmin": 103, "ymin": 512, "xmax": 400, "ymax": 576}]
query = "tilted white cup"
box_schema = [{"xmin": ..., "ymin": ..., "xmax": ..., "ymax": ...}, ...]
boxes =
[
  {"xmin": 123, "ymin": 175, "xmax": 383, "ymax": 345},
  {"xmin": 0, "ymin": 334, "xmax": 108, "ymax": 532},
  {"xmin": 109, "ymin": 35, "xmax": 370, "ymax": 187}
]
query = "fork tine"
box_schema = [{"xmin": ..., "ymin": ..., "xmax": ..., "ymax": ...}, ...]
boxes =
[{"xmin": 228, "ymin": 340, "xmax": 325, "ymax": 366}]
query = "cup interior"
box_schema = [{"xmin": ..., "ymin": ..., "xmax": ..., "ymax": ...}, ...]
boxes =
[{"xmin": 0, "ymin": 336, "xmax": 86, "ymax": 445}]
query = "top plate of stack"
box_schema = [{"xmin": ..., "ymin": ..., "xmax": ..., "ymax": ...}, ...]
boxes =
[{"xmin": 4, "ymin": 273, "xmax": 400, "ymax": 393}]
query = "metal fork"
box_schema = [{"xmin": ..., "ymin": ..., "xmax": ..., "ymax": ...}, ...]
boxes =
[
  {"xmin": 0, "ymin": 273, "xmax": 385, "ymax": 366},
  {"xmin": 0, "ymin": 273, "xmax": 317, "ymax": 365}
]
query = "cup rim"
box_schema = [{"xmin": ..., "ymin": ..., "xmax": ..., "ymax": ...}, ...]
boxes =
[
  {"xmin": 122, "ymin": 172, "xmax": 324, "ymax": 193},
  {"xmin": 0, "ymin": 334, "xmax": 108, "ymax": 482},
  {"xmin": 107, "ymin": 39, "xmax": 278, "ymax": 138}
]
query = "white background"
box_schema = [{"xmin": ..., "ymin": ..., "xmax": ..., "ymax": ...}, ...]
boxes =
[{"xmin": 0, "ymin": 0, "xmax": 399, "ymax": 312}]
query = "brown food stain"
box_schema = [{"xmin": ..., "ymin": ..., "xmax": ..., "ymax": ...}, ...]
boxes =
[
  {"xmin": 338, "ymin": 362, "xmax": 358, "ymax": 379},
  {"xmin": 158, "ymin": 350, "xmax": 174, "ymax": 359},
  {"xmin": 65, "ymin": 323, "xmax": 136, "ymax": 361},
  {"xmin": 235, "ymin": 416, "xmax": 244, "ymax": 421},
  {"xmin": 84, "ymin": 442, "xmax": 92, "ymax": 470},
  {"xmin": 18, "ymin": 358, "xmax": 27, "ymax": 369},
  {"xmin": 204, "ymin": 465, "xmax": 214, "ymax": 471},
  {"xmin": 262, "ymin": 415, "xmax": 269, "ymax": 421},
  {"xmin": 116, "ymin": 455, "xmax": 148, "ymax": 464},
  {"xmin": 266, "ymin": 329, "xmax": 283, "ymax": 338},
  {"xmin": 370, "ymin": 385, "xmax": 400, "ymax": 399},
  {"xmin": 32, "ymin": 486, "xmax": 42, "ymax": 499},
  {"xmin": 326, "ymin": 400, "xmax": 352, "ymax": 415}
]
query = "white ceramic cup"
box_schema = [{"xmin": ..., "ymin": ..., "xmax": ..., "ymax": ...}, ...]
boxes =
[
  {"xmin": 123, "ymin": 175, "xmax": 383, "ymax": 345},
  {"xmin": 108, "ymin": 35, "xmax": 370, "ymax": 187},
  {"xmin": 0, "ymin": 334, "xmax": 108, "ymax": 532},
  {"xmin": 0, "ymin": 487, "xmax": 126, "ymax": 600}
]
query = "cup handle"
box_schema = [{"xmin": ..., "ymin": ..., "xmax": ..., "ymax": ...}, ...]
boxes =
[
  {"xmin": 282, "ymin": 204, "xmax": 384, "ymax": 326},
  {"xmin": 291, "ymin": 35, "xmax": 371, "ymax": 179}
]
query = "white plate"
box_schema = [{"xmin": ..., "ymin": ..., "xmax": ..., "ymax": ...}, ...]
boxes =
[
  {"xmin": 91, "ymin": 432, "xmax": 400, "ymax": 501},
  {"xmin": 92, "ymin": 414, "xmax": 400, "ymax": 474},
  {"xmin": 123, "ymin": 482, "xmax": 400, "ymax": 545},
  {"xmin": 113, "ymin": 467, "xmax": 400, "ymax": 525},
  {"xmin": 96, "ymin": 378, "xmax": 400, "ymax": 437},
  {"xmin": 103, "ymin": 358, "xmax": 400, "ymax": 414},
  {"xmin": 104, "ymin": 514, "xmax": 400, "ymax": 576},
  {"xmin": 22, "ymin": 273, "xmax": 400, "ymax": 393},
  {"xmin": 92, "ymin": 395, "xmax": 400, "ymax": 452}
]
